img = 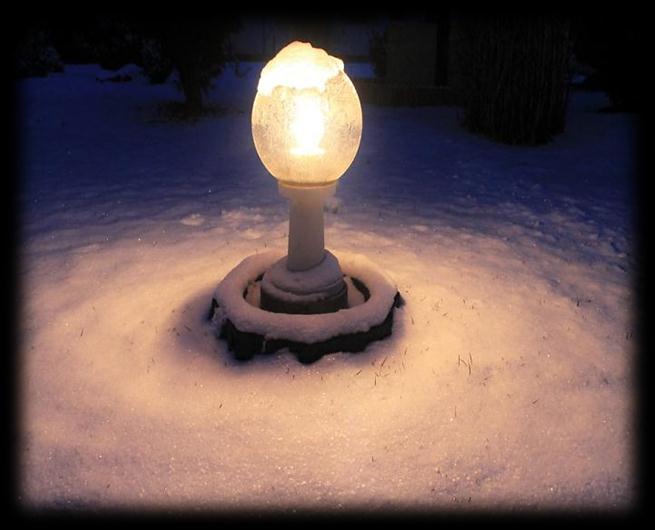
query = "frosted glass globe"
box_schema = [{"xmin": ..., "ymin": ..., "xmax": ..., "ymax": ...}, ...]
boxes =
[{"xmin": 252, "ymin": 41, "xmax": 363, "ymax": 186}]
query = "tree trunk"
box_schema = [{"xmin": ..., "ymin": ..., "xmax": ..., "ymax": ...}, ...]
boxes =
[{"xmin": 179, "ymin": 65, "xmax": 203, "ymax": 113}]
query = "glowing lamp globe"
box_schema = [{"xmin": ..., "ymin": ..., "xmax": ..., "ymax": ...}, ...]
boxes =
[
  {"xmin": 252, "ymin": 41, "xmax": 362, "ymax": 186},
  {"xmin": 211, "ymin": 42, "xmax": 399, "ymax": 360},
  {"xmin": 252, "ymin": 41, "xmax": 363, "ymax": 314}
]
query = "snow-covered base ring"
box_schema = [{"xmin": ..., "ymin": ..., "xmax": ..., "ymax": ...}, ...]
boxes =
[{"xmin": 210, "ymin": 250, "xmax": 402, "ymax": 363}]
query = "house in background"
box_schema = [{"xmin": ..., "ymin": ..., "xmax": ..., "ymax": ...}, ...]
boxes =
[
  {"xmin": 363, "ymin": 15, "xmax": 460, "ymax": 106},
  {"xmin": 229, "ymin": 17, "xmax": 382, "ymax": 61},
  {"xmin": 229, "ymin": 14, "xmax": 460, "ymax": 106}
]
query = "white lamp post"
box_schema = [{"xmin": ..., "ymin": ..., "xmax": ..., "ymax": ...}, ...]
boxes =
[{"xmin": 251, "ymin": 41, "xmax": 362, "ymax": 314}]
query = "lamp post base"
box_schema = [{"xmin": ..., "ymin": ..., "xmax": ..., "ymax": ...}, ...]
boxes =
[
  {"xmin": 210, "ymin": 249, "xmax": 403, "ymax": 364},
  {"xmin": 260, "ymin": 250, "xmax": 348, "ymax": 314}
]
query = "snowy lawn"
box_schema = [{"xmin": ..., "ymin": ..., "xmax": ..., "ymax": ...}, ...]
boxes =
[{"xmin": 18, "ymin": 63, "xmax": 636, "ymax": 511}]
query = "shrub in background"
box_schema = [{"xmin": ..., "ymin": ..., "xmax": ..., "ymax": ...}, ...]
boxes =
[
  {"xmin": 368, "ymin": 28, "xmax": 387, "ymax": 80},
  {"xmin": 90, "ymin": 17, "xmax": 143, "ymax": 71},
  {"xmin": 15, "ymin": 28, "xmax": 63, "ymax": 78},
  {"xmin": 140, "ymin": 37, "xmax": 172, "ymax": 85},
  {"xmin": 572, "ymin": 12, "xmax": 645, "ymax": 112},
  {"xmin": 135, "ymin": 18, "xmax": 240, "ymax": 113}
]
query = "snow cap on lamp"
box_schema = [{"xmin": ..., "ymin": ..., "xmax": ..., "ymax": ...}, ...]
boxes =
[
  {"xmin": 251, "ymin": 41, "xmax": 363, "ymax": 186},
  {"xmin": 256, "ymin": 41, "xmax": 344, "ymax": 95}
]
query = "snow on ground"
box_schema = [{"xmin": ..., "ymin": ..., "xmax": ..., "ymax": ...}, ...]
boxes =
[{"xmin": 18, "ymin": 62, "xmax": 636, "ymax": 511}]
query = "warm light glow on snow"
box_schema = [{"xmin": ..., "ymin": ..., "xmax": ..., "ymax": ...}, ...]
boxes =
[
  {"xmin": 252, "ymin": 41, "xmax": 362, "ymax": 185},
  {"xmin": 19, "ymin": 64, "xmax": 635, "ymax": 510}
]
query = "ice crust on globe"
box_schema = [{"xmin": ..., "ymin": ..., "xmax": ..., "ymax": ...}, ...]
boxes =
[{"xmin": 252, "ymin": 41, "xmax": 363, "ymax": 186}]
